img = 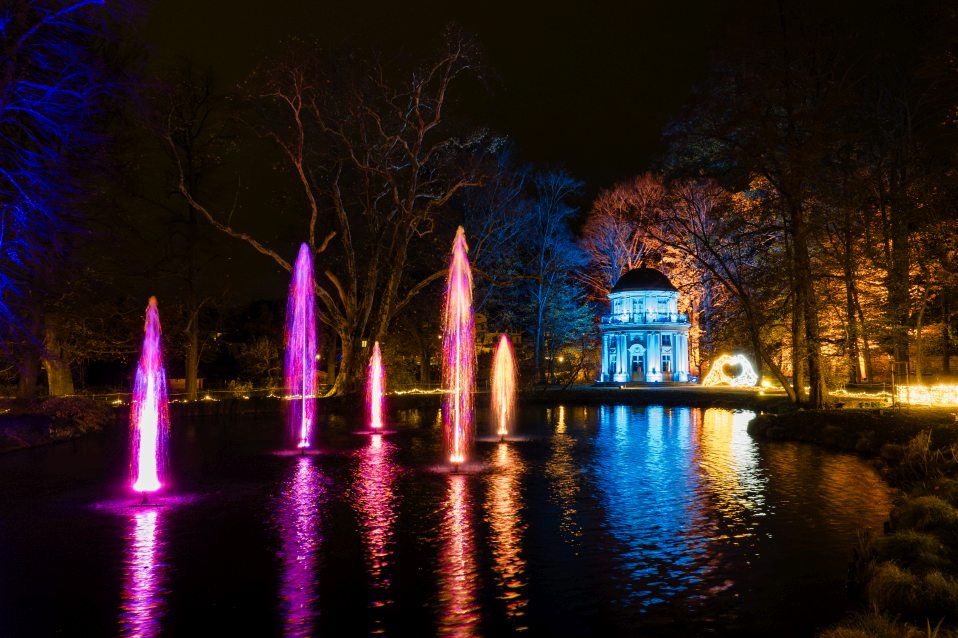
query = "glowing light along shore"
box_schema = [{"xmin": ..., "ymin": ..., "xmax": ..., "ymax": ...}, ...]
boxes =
[
  {"xmin": 368, "ymin": 342, "xmax": 386, "ymax": 430},
  {"xmin": 285, "ymin": 243, "xmax": 317, "ymax": 449},
  {"xmin": 442, "ymin": 227, "xmax": 476, "ymax": 467},
  {"xmin": 491, "ymin": 334, "xmax": 517, "ymax": 440},
  {"xmin": 130, "ymin": 297, "xmax": 170, "ymax": 496}
]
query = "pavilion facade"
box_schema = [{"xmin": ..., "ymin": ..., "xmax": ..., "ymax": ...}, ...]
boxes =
[{"xmin": 598, "ymin": 268, "xmax": 690, "ymax": 383}]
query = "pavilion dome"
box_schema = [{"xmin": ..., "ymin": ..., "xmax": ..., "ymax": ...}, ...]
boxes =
[{"xmin": 610, "ymin": 267, "xmax": 677, "ymax": 293}]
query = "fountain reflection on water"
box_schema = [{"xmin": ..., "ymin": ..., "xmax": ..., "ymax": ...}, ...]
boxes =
[
  {"xmin": 485, "ymin": 443, "xmax": 528, "ymax": 627},
  {"xmin": 275, "ymin": 455, "xmax": 325, "ymax": 637},
  {"xmin": 438, "ymin": 473, "xmax": 479, "ymax": 636},
  {"xmin": 355, "ymin": 433, "xmax": 400, "ymax": 620},
  {"xmin": 285, "ymin": 243, "xmax": 317, "ymax": 450},
  {"xmin": 120, "ymin": 508, "xmax": 167, "ymax": 637}
]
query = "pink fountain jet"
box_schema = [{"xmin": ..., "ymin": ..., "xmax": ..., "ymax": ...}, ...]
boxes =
[
  {"xmin": 367, "ymin": 341, "xmax": 386, "ymax": 430},
  {"xmin": 442, "ymin": 227, "xmax": 475, "ymax": 468},
  {"xmin": 285, "ymin": 243, "xmax": 317, "ymax": 450},
  {"xmin": 130, "ymin": 297, "xmax": 170, "ymax": 499},
  {"xmin": 491, "ymin": 334, "xmax": 517, "ymax": 441}
]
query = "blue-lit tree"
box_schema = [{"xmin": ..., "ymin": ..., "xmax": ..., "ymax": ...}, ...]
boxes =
[{"xmin": 0, "ymin": 1, "xmax": 114, "ymax": 396}]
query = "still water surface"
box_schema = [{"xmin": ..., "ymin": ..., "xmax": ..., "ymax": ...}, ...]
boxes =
[{"xmin": 0, "ymin": 405, "xmax": 892, "ymax": 636}]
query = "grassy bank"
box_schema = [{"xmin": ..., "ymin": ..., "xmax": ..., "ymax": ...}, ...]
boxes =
[
  {"xmin": 749, "ymin": 408, "xmax": 958, "ymax": 457},
  {"xmin": 0, "ymin": 397, "xmax": 114, "ymax": 453},
  {"xmin": 750, "ymin": 407, "xmax": 958, "ymax": 637}
]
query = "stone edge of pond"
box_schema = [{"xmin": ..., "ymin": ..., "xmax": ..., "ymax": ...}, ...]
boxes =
[{"xmin": 751, "ymin": 407, "xmax": 958, "ymax": 637}]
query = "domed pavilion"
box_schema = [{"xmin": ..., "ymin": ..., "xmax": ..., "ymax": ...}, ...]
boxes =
[{"xmin": 598, "ymin": 267, "xmax": 691, "ymax": 383}]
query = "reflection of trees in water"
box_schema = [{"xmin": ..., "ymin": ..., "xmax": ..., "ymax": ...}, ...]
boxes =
[
  {"xmin": 697, "ymin": 409, "xmax": 766, "ymax": 541},
  {"xmin": 761, "ymin": 442, "xmax": 892, "ymax": 534}
]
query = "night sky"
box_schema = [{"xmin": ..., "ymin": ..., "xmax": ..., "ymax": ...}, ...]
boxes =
[{"xmin": 142, "ymin": 0, "xmax": 750, "ymax": 191}]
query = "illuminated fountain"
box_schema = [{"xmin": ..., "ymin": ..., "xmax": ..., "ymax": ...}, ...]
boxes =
[
  {"xmin": 491, "ymin": 334, "xmax": 517, "ymax": 441},
  {"xmin": 367, "ymin": 341, "xmax": 386, "ymax": 430},
  {"xmin": 130, "ymin": 297, "xmax": 170, "ymax": 500},
  {"xmin": 442, "ymin": 227, "xmax": 475, "ymax": 468},
  {"xmin": 285, "ymin": 243, "xmax": 317, "ymax": 450}
]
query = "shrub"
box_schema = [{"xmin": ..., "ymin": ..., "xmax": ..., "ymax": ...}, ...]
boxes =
[
  {"xmin": 867, "ymin": 561, "xmax": 958, "ymax": 623},
  {"xmin": 875, "ymin": 530, "xmax": 951, "ymax": 574},
  {"xmin": 891, "ymin": 431, "xmax": 947, "ymax": 488},
  {"xmin": 39, "ymin": 397, "xmax": 111, "ymax": 440},
  {"xmin": 868, "ymin": 562, "xmax": 922, "ymax": 615},
  {"xmin": 226, "ymin": 379, "xmax": 253, "ymax": 398},
  {"xmin": 894, "ymin": 496, "xmax": 958, "ymax": 533},
  {"xmin": 818, "ymin": 611, "xmax": 916, "ymax": 638}
]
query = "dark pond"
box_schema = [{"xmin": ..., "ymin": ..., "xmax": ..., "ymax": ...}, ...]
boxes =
[{"xmin": 0, "ymin": 404, "xmax": 892, "ymax": 637}]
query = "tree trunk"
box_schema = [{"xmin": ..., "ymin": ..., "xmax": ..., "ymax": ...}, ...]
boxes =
[
  {"xmin": 914, "ymin": 288, "xmax": 931, "ymax": 383},
  {"xmin": 791, "ymin": 295, "xmax": 807, "ymax": 403},
  {"xmin": 750, "ymin": 329, "xmax": 764, "ymax": 386},
  {"xmin": 843, "ymin": 226, "xmax": 862, "ymax": 384},
  {"xmin": 420, "ymin": 347, "xmax": 430, "ymax": 386},
  {"xmin": 328, "ymin": 331, "xmax": 359, "ymax": 396},
  {"xmin": 790, "ymin": 200, "xmax": 827, "ymax": 408},
  {"xmin": 43, "ymin": 325, "xmax": 74, "ymax": 396},
  {"xmin": 326, "ymin": 330, "xmax": 338, "ymax": 390},
  {"xmin": 18, "ymin": 353, "xmax": 40, "ymax": 400},
  {"xmin": 854, "ymin": 286, "xmax": 874, "ymax": 381},
  {"xmin": 887, "ymin": 202, "xmax": 911, "ymax": 370},
  {"xmin": 185, "ymin": 310, "xmax": 200, "ymax": 401},
  {"xmin": 943, "ymin": 292, "xmax": 952, "ymax": 375}
]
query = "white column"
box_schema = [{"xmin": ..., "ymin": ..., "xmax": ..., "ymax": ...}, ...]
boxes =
[
  {"xmin": 676, "ymin": 333, "xmax": 688, "ymax": 382},
  {"xmin": 618, "ymin": 334, "xmax": 629, "ymax": 381},
  {"xmin": 599, "ymin": 334, "xmax": 606, "ymax": 381}
]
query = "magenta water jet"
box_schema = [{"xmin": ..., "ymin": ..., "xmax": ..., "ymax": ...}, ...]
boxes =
[
  {"xmin": 367, "ymin": 341, "xmax": 385, "ymax": 431},
  {"xmin": 442, "ymin": 227, "xmax": 475, "ymax": 469},
  {"xmin": 285, "ymin": 243, "xmax": 317, "ymax": 451},
  {"xmin": 130, "ymin": 297, "xmax": 170, "ymax": 501}
]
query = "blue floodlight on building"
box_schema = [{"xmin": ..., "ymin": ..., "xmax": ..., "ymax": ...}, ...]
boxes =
[{"xmin": 598, "ymin": 268, "xmax": 690, "ymax": 383}]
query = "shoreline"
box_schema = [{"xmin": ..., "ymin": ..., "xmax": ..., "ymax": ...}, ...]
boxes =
[
  {"xmin": 750, "ymin": 407, "xmax": 958, "ymax": 637},
  {"xmin": 1, "ymin": 385, "xmax": 784, "ymax": 454}
]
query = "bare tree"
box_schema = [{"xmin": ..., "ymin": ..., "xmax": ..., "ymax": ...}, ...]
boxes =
[
  {"xmin": 172, "ymin": 29, "xmax": 484, "ymax": 394},
  {"xmin": 649, "ymin": 179, "xmax": 798, "ymax": 402},
  {"xmin": 579, "ymin": 173, "xmax": 664, "ymax": 298}
]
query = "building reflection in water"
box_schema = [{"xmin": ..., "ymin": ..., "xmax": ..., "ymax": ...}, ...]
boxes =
[
  {"xmin": 355, "ymin": 434, "xmax": 400, "ymax": 624},
  {"xmin": 485, "ymin": 442, "xmax": 528, "ymax": 628},
  {"xmin": 545, "ymin": 405, "xmax": 582, "ymax": 545},
  {"xmin": 438, "ymin": 473, "xmax": 479, "ymax": 637},
  {"xmin": 591, "ymin": 406, "xmax": 764, "ymax": 605},
  {"xmin": 120, "ymin": 508, "xmax": 167, "ymax": 637},
  {"xmin": 274, "ymin": 455, "xmax": 325, "ymax": 638}
]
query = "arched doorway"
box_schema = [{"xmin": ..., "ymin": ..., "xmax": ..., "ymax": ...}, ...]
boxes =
[{"xmin": 628, "ymin": 343, "xmax": 646, "ymax": 382}]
